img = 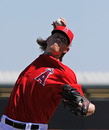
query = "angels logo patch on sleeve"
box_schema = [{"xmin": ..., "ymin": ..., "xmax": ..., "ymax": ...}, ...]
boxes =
[{"xmin": 35, "ymin": 68, "xmax": 54, "ymax": 86}]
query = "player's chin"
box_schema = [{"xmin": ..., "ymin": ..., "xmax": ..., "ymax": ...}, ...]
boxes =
[{"xmin": 50, "ymin": 47, "xmax": 60, "ymax": 54}]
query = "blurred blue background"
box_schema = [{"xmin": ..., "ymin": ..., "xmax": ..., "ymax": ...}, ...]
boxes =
[{"xmin": 1, "ymin": 0, "xmax": 109, "ymax": 71}]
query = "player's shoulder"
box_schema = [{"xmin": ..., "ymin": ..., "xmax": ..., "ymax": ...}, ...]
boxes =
[
  {"xmin": 60, "ymin": 64, "xmax": 77, "ymax": 84},
  {"xmin": 62, "ymin": 63, "xmax": 77, "ymax": 77},
  {"xmin": 63, "ymin": 64, "xmax": 75, "ymax": 74}
]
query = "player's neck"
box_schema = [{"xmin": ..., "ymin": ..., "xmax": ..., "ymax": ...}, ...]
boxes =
[{"xmin": 43, "ymin": 52, "xmax": 61, "ymax": 61}]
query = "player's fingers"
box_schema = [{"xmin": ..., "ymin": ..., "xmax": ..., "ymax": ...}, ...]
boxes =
[
  {"xmin": 63, "ymin": 99, "xmax": 69, "ymax": 102},
  {"xmin": 51, "ymin": 21, "xmax": 55, "ymax": 26},
  {"xmin": 60, "ymin": 17, "xmax": 67, "ymax": 26},
  {"xmin": 78, "ymin": 101, "xmax": 82, "ymax": 107},
  {"xmin": 51, "ymin": 21, "xmax": 57, "ymax": 29}
]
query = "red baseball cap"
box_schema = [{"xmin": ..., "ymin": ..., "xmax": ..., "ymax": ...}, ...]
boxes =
[{"xmin": 52, "ymin": 26, "xmax": 74, "ymax": 46}]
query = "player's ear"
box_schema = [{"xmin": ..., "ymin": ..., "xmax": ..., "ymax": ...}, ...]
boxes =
[
  {"xmin": 63, "ymin": 47, "xmax": 70, "ymax": 53},
  {"xmin": 67, "ymin": 47, "xmax": 70, "ymax": 52}
]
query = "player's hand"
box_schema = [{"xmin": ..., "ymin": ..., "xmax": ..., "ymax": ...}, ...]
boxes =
[
  {"xmin": 52, "ymin": 17, "xmax": 67, "ymax": 29},
  {"xmin": 62, "ymin": 84, "xmax": 91, "ymax": 117},
  {"xmin": 60, "ymin": 17, "xmax": 67, "ymax": 27}
]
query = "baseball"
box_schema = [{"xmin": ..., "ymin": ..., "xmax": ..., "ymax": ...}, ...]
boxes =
[{"xmin": 55, "ymin": 18, "xmax": 63, "ymax": 26}]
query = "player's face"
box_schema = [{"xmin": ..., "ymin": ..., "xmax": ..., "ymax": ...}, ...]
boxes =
[{"xmin": 45, "ymin": 33, "xmax": 69, "ymax": 57}]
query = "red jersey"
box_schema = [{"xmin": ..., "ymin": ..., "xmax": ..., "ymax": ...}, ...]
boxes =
[{"xmin": 4, "ymin": 54, "xmax": 84, "ymax": 124}]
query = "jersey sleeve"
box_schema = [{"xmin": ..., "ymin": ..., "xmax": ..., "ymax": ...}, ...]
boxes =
[
  {"xmin": 61, "ymin": 65, "xmax": 77, "ymax": 84},
  {"xmin": 61, "ymin": 66, "xmax": 84, "ymax": 97}
]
